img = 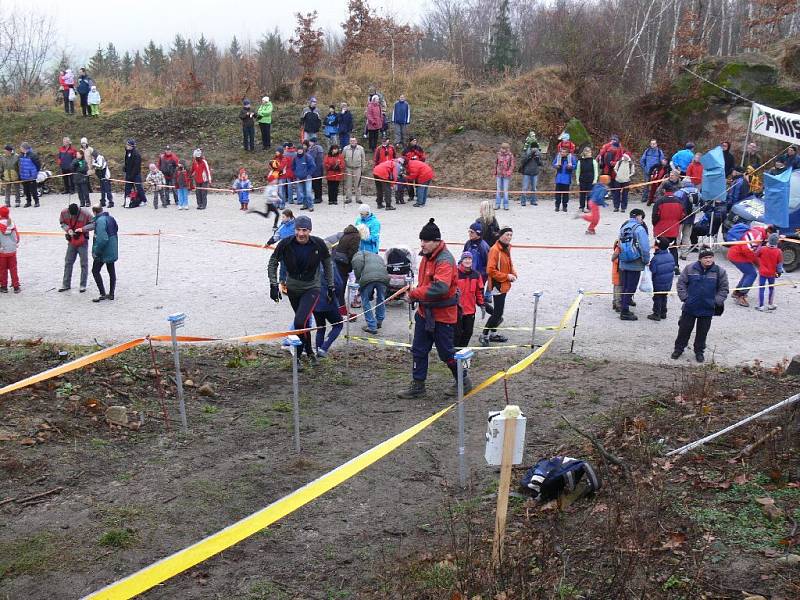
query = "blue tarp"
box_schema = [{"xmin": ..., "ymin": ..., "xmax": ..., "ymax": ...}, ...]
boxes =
[
  {"xmin": 763, "ymin": 167, "xmax": 792, "ymax": 228},
  {"xmin": 700, "ymin": 146, "xmax": 727, "ymax": 203}
]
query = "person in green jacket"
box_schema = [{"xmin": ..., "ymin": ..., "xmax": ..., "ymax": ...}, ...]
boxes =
[
  {"xmin": 352, "ymin": 247, "xmax": 390, "ymax": 334},
  {"xmin": 88, "ymin": 204, "xmax": 119, "ymax": 302},
  {"xmin": 257, "ymin": 96, "xmax": 274, "ymax": 150}
]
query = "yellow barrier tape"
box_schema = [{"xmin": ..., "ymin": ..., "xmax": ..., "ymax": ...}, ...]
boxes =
[{"xmin": 81, "ymin": 403, "xmax": 455, "ymax": 600}]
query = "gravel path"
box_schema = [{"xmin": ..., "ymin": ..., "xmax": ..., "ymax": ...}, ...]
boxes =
[{"xmin": 3, "ymin": 192, "xmax": 797, "ymax": 367}]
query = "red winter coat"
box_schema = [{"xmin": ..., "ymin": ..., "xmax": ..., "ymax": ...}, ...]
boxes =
[
  {"xmin": 324, "ymin": 154, "xmax": 345, "ymax": 182},
  {"xmin": 374, "ymin": 145, "xmax": 395, "ymax": 164},
  {"xmin": 597, "ymin": 142, "xmax": 625, "ymax": 175},
  {"xmin": 756, "ymin": 245, "xmax": 783, "ymax": 277},
  {"xmin": 409, "ymin": 241, "xmax": 459, "ymax": 324},
  {"xmin": 281, "ymin": 152, "xmax": 296, "ymax": 179},
  {"xmin": 403, "ymin": 146, "xmax": 426, "ymax": 162},
  {"xmin": 686, "ymin": 161, "xmax": 704, "ymax": 186},
  {"xmin": 190, "ymin": 158, "xmax": 211, "ymax": 186},
  {"xmin": 652, "ymin": 193, "xmax": 686, "ymax": 238},
  {"xmin": 405, "ymin": 159, "xmax": 434, "ymax": 183},
  {"xmin": 373, "ymin": 159, "xmax": 398, "ymax": 181},
  {"xmin": 728, "ymin": 227, "xmax": 767, "ymax": 264},
  {"xmin": 456, "ymin": 266, "xmax": 484, "ymax": 316},
  {"xmin": 366, "ymin": 101, "xmax": 383, "ymax": 130}
]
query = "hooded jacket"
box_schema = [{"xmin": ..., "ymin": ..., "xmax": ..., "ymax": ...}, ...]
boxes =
[
  {"xmin": 613, "ymin": 154, "xmax": 635, "ymax": 184},
  {"xmin": 91, "ymin": 212, "xmax": 119, "ymax": 263},
  {"xmin": 487, "ymin": 240, "xmax": 516, "ymax": 294},
  {"xmin": 0, "ymin": 214, "xmax": 19, "ymax": 255},
  {"xmin": 352, "ymin": 250, "xmax": 390, "ymax": 287},
  {"xmin": 463, "ymin": 237, "xmax": 490, "ymax": 282},
  {"xmin": 457, "ymin": 265, "xmax": 484, "ymax": 316},
  {"xmin": 648, "ymin": 249, "xmax": 676, "ymax": 292},
  {"xmin": 190, "ymin": 157, "xmax": 212, "ymax": 185},
  {"xmin": 366, "ymin": 100, "xmax": 383, "ymax": 130},
  {"xmin": 652, "ymin": 193, "xmax": 685, "ymax": 238},
  {"xmin": 355, "ymin": 212, "xmax": 380, "ymax": 253},
  {"xmin": 409, "ymin": 241, "xmax": 458, "ymax": 324}
]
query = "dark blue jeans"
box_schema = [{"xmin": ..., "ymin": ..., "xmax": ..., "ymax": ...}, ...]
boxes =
[
  {"xmin": 243, "ymin": 125, "xmax": 255, "ymax": 151},
  {"xmin": 411, "ymin": 313, "xmax": 456, "ymax": 382},
  {"xmin": 612, "ymin": 181, "xmax": 630, "ymax": 210},
  {"xmin": 620, "ymin": 269, "xmax": 641, "ymax": 312}
]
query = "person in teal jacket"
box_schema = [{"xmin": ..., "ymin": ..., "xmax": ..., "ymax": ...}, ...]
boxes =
[{"xmin": 89, "ymin": 204, "xmax": 118, "ymax": 302}]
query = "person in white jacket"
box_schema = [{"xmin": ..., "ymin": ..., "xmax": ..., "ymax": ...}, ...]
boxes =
[
  {"xmin": 91, "ymin": 149, "xmax": 113, "ymax": 207},
  {"xmin": 612, "ymin": 153, "xmax": 635, "ymax": 212}
]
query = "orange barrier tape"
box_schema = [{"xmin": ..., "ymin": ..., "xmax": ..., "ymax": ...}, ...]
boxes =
[{"xmin": 0, "ymin": 338, "xmax": 146, "ymax": 397}]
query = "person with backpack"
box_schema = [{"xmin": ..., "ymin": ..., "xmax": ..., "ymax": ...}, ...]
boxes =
[
  {"xmin": 651, "ymin": 181, "xmax": 685, "ymax": 270},
  {"xmin": 58, "ymin": 203, "xmax": 92, "ymax": 293},
  {"xmin": 755, "ymin": 233, "xmax": 784, "ymax": 312},
  {"xmin": 257, "ymin": 96, "xmax": 273, "ymax": 150},
  {"xmin": 639, "ymin": 140, "xmax": 665, "ymax": 194},
  {"xmin": 88, "ymin": 204, "xmax": 118, "ymax": 302},
  {"xmin": 597, "ymin": 134, "xmax": 625, "ymax": 177},
  {"xmin": 519, "ymin": 142, "xmax": 542, "ymax": 207},
  {"xmin": 92, "ymin": 149, "xmax": 113, "ymax": 208},
  {"xmin": 494, "ymin": 143, "xmax": 515, "ymax": 211},
  {"xmin": 57, "ymin": 137, "xmax": 78, "ymax": 194},
  {"xmin": 76, "ymin": 68, "xmax": 92, "ymax": 117},
  {"xmin": 158, "ymin": 146, "xmax": 180, "ymax": 205},
  {"xmin": 397, "ymin": 219, "xmax": 468, "ymax": 398},
  {"xmin": 646, "ymin": 237, "xmax": 676, "ymax": 321},
  {"xmin": 611, "ymin": 153, "xmax": 635, "ymax": 212},
  {"xmin": 123, "ymin": 139, "xmax": 147, "ymax": 208},
  {"xmin": 575, "ymin": 147, "xmax": 598, "ymax": 212},
  {"xmin": 455, "ymin": 252, "xmax": 485, "ymax": 348},
  {"xmin": 617, "ymin": 208, "xmax": 651, "ymax": 321},
  {"xmin": 17, "ymin": 143, "xmax": 40, "ymax": 208},
  {"xmin": 672, "ymin": 247, "xmax": 729, "ymax": 362},
  {"xmin": 552, "ymin": 147, "xmax": 575, "ymax": 212},
  {"xmin": 300, "ymin": 97, "xmax": 321, "ymax": 142},
  {"xmin": 480, "ymin": 227, "xmax": 516, "ymax": 346},
  {"xmin": 675, "ymin": 178, "xmax": 700, "ymax": 260},
  {"xmin": 727, "ymin": 224, "xmax": 775, "ymax": 308}
]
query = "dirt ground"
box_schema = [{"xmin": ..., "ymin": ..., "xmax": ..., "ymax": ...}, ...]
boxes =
[
  {"xmin": 0, "ymin": 340, "xmax": 692, "ymax": 599},
  {"xmin": 3, "ymin": 190, "xmax": 798, "ymax": 367}
]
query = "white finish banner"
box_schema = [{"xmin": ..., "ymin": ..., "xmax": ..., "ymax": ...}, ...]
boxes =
[{"xmin": 751, "ymin": 102, "xmax": 800, "ymax": 145}]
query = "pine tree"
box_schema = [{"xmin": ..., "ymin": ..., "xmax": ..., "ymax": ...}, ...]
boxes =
[
  {"xmin": 121, "ymin": 52, "xmax": 133, "ymax": 82},
  {"xmin": 87, "ymin": 46, "xmax": 105, "ymax": 76},
  {"xmin": 144, "ymin": 40, "xmax": 166, "ymax": 76},
  {"xmin": 487, "ymin": 0, "xmax": 518, "ymax": 73},
  {"xmin": 171, "ymin": 34, "xmax": 188, "ymax": 59},
  {"xmin": 105, "ymin": 43, "xmax": 121, "ymax": 78},
  {"xmin": 133, "ymin": 50, "xmax": 144, "ymax": 71},
  {"xmin": 229, "ymin": 36, "xmax": 242, "ymax": 60}
]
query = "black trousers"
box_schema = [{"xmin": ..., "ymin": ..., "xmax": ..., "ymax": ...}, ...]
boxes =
[
  {"xmin": 674, "ymin": 312, "xmax": 712, "ymax": 353},
  {"xmin": 259, "ymin": 122, "xmax": 271, "ymax": 148},
  {"xmin": 555, "ymin": 183, "xmax": 570, "ymax": 209},
  {"xmin": 61, "ymin": 168, "xmax": 74, "ymax": 193},
  {"xmin": 242, "ymin": 125, "xmax": 255, "ymax": 151},
  {"xmin": 375, "ymin": 179, "xmax": 392, "ymax": 208},
  {"xmin": 312, "ymin": 178, "xmax": 323, "ymax": 203},
  {"xmin": 455, "ymin": 313, "xmax": 476, "ymax": 348},
  {"xmin": 22, "ymin": 181, "xmax": 38, "ymax": 205},
  {"xmin": 288, "ymin": 287, "xmax": 320, "ymax": 358},
  {"xmin": 327, "ymin": 180, "xmax": 340, "ymax": 204},
  {"xmin": 578, "ymin": 180, "xmax": 592, "ymax": 209},
  {"xmin": 92, "ymin": 259, "xmax": 116, "ymax": 296},
  {"xmin": 483, "ymin": 293, "xmax": 506, "ymax": 334},
  {"xmin": 652, "ymin": 294, "xmax": 668, "ymax": 317}
]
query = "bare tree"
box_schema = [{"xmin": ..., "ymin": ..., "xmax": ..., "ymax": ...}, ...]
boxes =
[{"xmin": 7, "ymin": 11, "xmax": 55, "ymax": 94}]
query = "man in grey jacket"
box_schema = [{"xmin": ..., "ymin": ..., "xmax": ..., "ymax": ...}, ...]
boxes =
[
  {"xmin": 342, "ymin": 136, "xmax": 366, "ymax": 205},
  {"xmin": 352, "ymin": 249, "xmax": 390, "ymax": 334},
  {"xmin": 672, "ymin": 248, "xmax": 729, "ymax": 363}
]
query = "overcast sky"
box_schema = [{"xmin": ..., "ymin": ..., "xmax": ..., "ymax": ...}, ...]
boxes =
[{"xmin": 39, "ymin": 0, "xmax": 418, "ymax": 63}]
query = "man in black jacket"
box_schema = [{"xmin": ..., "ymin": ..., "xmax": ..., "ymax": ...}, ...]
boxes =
[
  {"xmin": 268, "ymin": 215, "xmax": 335, "ymax": 367},
  {"xmin": 239, "ymin": 100, "xmax": 256, "ymax": 152},
  {"xmin": 300, "ymin": 97, "xmax": 321, "ymax": 142},
  {"xmin": 123, "ymin": 139, "xmax": 147, "ymax": 208}
]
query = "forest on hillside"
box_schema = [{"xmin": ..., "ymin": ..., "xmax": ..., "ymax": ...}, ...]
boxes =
[{"xmin": 0, "ymin": 0, "xmax": 798, "ymax": 110}]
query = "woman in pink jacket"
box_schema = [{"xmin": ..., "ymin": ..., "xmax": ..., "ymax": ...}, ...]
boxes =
[
  {"xmin": 494, "ymin": 143, "xmax": 515, "ymax": 211},
  {"xmin": 365, "ymin": 95, "xmax": 383, "ymax": 152}
]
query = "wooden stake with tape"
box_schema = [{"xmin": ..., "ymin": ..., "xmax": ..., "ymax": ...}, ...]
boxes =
[{"xmin": 492, "ymin": 416, "xmax": 517, "ymax": 566}]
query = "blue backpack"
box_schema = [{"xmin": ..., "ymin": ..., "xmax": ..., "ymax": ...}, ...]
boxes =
[
  {"xmin": 618, "ymin": 222, "xmax": 643, "ymax": 262},
  {"xmin": 520, "ymin": 456, "xmax": 600, "ymax": 501},
  {"xmin": 725, "ymin": 222, "xmax": 750, "ymax": 243}
]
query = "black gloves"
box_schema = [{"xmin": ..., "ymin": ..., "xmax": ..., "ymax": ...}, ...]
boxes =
[
  {"xmin": 327, "ymin": 286, "xmax": 336, "ymax": 303},
  {"xmin": 270, "ymin": 283, "xmax": 281, "ymax": 303}
]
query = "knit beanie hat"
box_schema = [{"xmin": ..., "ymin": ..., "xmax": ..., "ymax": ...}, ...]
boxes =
[
  {"xmin": 358, "ymin": 203, "xmax": 370, "ymax": 214},
  {"xmin": 126, "ymin": 138, "xmax": 136, "ymax": 147},
  {"xmin": 419, "ymin": 218, "xmax": 441, "ymax": 241},
  {"xmin": 295, "ymin": 215, "xmax": 312, "ymax": 230},
  {"xmin": 460, "ymin": 251, "xmax": 473, "ymax": 263},
  {"xmin": 698, "ymin": 247, "xmax": 714, "ymax": 258},
  {"xmin": 3, "ymin": 144, "xmax": 12, "ymax": 151},
  {"xmin": 469, "ymin": 221, "xmax": 482, "ymax": 234},
  {"xmin": 767, "ymin": 233, "xmax": 779, "ymax": 247},
  {"xmin": 498, "ymin": 226, "xmax": 513, "ymax": 238}
]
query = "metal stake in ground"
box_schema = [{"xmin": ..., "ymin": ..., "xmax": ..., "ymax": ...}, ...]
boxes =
[
  {"xmin": 455, "ymin": 348, "xmax": 474, "ymax": 489},
  {"xmin": 569, "ymin": 289, "xmax": 584, "ymax": 353},
  {"xmin": 531, "ymin": 290, "xmax": 543, "ymax": 349},
  {"xmin": 167, "ymin": 313, "xmax": 188, "ymax": 432},
  {"xmin": 155, "ymin": 229, "xmax": 162, "ymax": 286},
  {"xmin": 345, "ymin": 282, "xmax": 359, "ymax": 370},
  {"xmin": 405, "ymin": 274, "xmax": 414, "ymax": 349},
  {"xmin": 286, "ymin": 335, "xmax": 303, "ymax": 453}
]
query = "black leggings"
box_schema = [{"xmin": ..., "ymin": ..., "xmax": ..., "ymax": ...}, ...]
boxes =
[
  {"xmin": 288, "ymin": 288, "xmax": 320, "ymax": 358},
  {"xmin": 92, "ymin": 259, "xmax": 116, "ymax": 296},
  {"xmin": 483, "ymin": 293, "xmax": 506, "ymax": 335},
  {"xmin": 327, "ymin": 180, "xmax": 340, "ymax": 204},
  {"xmin": 455, "ymin": 313, "xmax": 476, "ymax": 348}
]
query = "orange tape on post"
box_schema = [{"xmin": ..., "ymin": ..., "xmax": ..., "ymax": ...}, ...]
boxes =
[{"xmin": 0, "ymin": 339, "xmax": 147, "ymax": 397}]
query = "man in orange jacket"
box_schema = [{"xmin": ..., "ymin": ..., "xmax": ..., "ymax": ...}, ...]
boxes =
[{"xmin": 398, "ymin": 218, "xmax": 471, "ymax": 398}]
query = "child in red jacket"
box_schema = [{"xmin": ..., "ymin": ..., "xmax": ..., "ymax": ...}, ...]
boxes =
[
  {"xmin": 755, "ymin": 233, "xmax": 783, "ymax": 311},
  {"xmin": 455, "ymin": 252, "xmax": 485, "ymax": 348}
]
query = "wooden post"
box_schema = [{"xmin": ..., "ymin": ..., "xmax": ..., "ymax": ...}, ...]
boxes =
[{"xmin": 492, "ymin": 417, "xmax": 517, "ymax": 566}]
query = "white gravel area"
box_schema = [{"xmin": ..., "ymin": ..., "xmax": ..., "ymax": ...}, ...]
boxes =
[{"xmin": 3, "ymin": 192, "xmax": 798, "ymax": 367}]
